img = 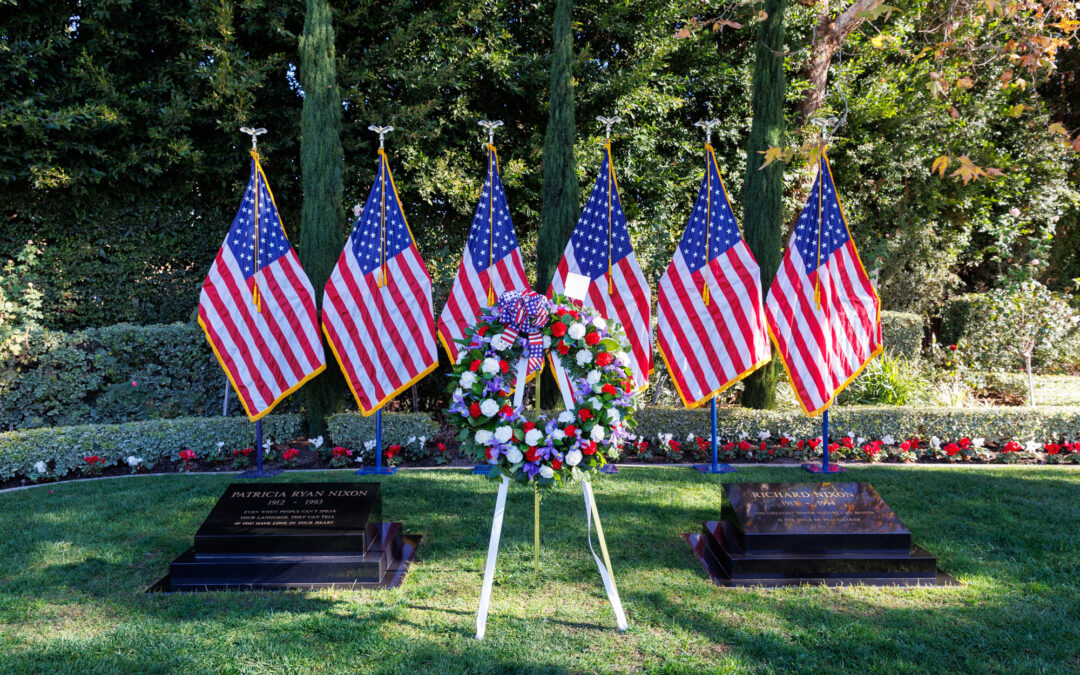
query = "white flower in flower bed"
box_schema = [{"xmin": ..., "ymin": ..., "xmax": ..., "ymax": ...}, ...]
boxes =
[
  {"xmin": 125, "ymin": 456, "xmax": 143, "ymax": 468},
  {"xmin": 973, "ymin": 438, "xmax": 985, "ymax": 449},
  {"xmin": 687, "ymin": 433, "xmax": 696, "ymax": 442},
  {"xmin": 408, "ymin": 435, "xmax": 417, "ymax": 446},
  {"xmin": 480, "ymin": 399, "xmax": 500, "ymax": 417},
  {"xmin": 33, "ymin": 461, "xmax": 47, "ymax": 474},
  {"xmin": 882, "ymin": 434, "xmax": 897, "ymax": 446},
  {"xmin": 758, "ymin": 430, "xmax": 771, "ymax": 440},
  {"xmin": 1025, "ymin": 440, "xmax": 1040, "ymax": 452},
  {"xmin": 931, "ymin": 436, "xmax": 942, "ymax": 449},
  {"xmin": 364, "ymin": 439, "xmax": 377, "ymax": 451},
  {"xmin": 311, "ymin": 436, "xmax": 324, "ymax": 449}
]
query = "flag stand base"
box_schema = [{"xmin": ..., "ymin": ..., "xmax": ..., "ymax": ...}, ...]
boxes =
[
  {"xmin": 473, "ymin": 464, "xmax": 490, "ymax": 474},
  {"xmin": 599, "ymin": 465, "xmax": 619, "ymax": 474},
  {"xmin": 356, "ymin": 467, "xmax": 397, "ymax": 476},
  {"xmin": 693, "ymin": 463, "xmax": 736, "ymax": 474},
  {"xmin": 801, "ymin": 462, "xmax": 846, "ymax": 474}
]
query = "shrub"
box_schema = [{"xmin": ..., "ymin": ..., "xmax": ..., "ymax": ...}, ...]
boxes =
[
  {"xmin": 838, "ymin": 355, "xmax": 929, "ymax": 406},
  {"xmin": 326, "ymin": 411, "xmax": 439, "ymax": 463},
  {"xmin": 0, "ymin": 414, "xmax": 304, "ymax": 481},
  {"xmin": 881, "ymin": 311, "xmax": 923, "ymax": 359},
  {"xmin": 632, "ymin": 406, "xmax": 1080, "ymax": 447},
  {"xmin": 0, "ymin": 323, "xmax": 302, "ymax": 430}
]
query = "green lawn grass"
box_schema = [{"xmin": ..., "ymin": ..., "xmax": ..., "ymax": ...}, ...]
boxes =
[{"xmin": 1, "ymin": 466, "xmax": 1078, "ymax": 673}]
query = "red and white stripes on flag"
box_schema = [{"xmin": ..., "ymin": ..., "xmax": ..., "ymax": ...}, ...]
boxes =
[
  {"xmin": 438, "ymin": 145, "xmax": 530, "ymax": 362},
  {"xmin": 322, "ymin": 149, "xmax": 438, "ymax": 415},
  {"xmin": 197, "ymin": 151, "xmax": 326, "ymax": 421},
  {"xmin": 548, "ymin": 143, "xmax": 653, "ymax": 389},
  {"xmin": 657, "ymin": 145, "xmax": 770, "ymax": 408},
  {"xmin": 765, "ymin": 153, "xmax": 882, "ymax": 415}
]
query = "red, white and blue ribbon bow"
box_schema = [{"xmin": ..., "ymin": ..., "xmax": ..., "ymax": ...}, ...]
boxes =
[{"xmin": 495, "ymin": 289, "xmax": 550, "ymax": 376}]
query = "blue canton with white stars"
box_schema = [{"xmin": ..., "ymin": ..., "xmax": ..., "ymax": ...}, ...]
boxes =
[
  {"xmin": 677, "ymin": 151, "xmax": 741, "ymax": 272},
  {"xmin": 571, "ymin": 148, "xmax": 634, "ymax": 280},
  {"xmin": 350, "ymin": 154, "xmax": 415, "ymax": 276},
  {"xmin": 225, "ymin": 159, "xmax": 291, "ymax": 278},
  {"xmin": 467, "ymin": 148, "xmax": 520, "ymax": 272},
  {"xmin": 792, "ymin": 157, "xmax": 850, "ymax": 275}
]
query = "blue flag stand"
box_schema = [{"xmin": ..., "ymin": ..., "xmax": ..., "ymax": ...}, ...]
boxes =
[
  {"xmin": 692, "ymin": 398, "xmax": 737, "ymax": 474},
  {"xmin": 801, "ymin": 409, "xmax": 845, "ymax": 474},
  {"xmin": 357, "ymin": 409, "xmax": 397, "ymax": 475},
  {"xmin": 239, "ymin": 419, "xmax": 282, "ymax": 479}
]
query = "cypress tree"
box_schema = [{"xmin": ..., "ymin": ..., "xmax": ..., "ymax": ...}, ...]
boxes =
[
  {"xmin": 298, "ymin": 0, "xmax": 346, "ymax": 436},
  {"xmin": 741, "ymin": 0, "xmax": 787, "ymax": 409},
  {"xmin": 536, "ymin": 0, "xmax": 579, "ymax": 407}
]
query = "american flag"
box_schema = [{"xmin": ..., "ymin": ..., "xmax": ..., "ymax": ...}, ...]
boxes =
[
  {"xmin": 548, "ymin": 144, "xmax": 652, "ymax": 389},
  {"xmin": 765, "ymin": 153, "xmax": 882, "ymax": 415},
  {"xmin": 438, "ymin": 145, "xmax": 530, "ymax": 361},
  {"xmin": 197, "ymin": 152, "xmax": 326, "ymax": 421},
  {"xmin": 657, "ymin": 145, "xmax": 770, "ymax": 408},
  {"xmin": 322, "ymin": 149, "xmax": 438, "ymax": 415}
]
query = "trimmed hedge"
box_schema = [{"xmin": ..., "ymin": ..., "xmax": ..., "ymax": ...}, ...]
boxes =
[
  {"xmin": 633, "ymin": 405, "xmax": 1080, "ymax": 444},
  {"xmin": 881, "ymin": 310, "xmax": 923, "ymax": 359},
  {"xmin": 327, "ymin": 411, "xmax": 440, "ymax": 459},
  {"xmin": 0, "ymin": 414, "xmax": 304, "ymax": 481},
  {"xmin": 0, "ymin": 323, "xmax": 251, "ymax": 429}
]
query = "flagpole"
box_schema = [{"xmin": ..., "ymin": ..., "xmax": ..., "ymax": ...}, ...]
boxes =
[
  {"xmin": 236, "ymin": 126, "xmax": 280, "ymax": 480},
  {"xmin": 690, "ymin": 120, "xmax": 735, "ymax": 476},
  {"xmin": 357, "ymin": 124, "xmax": 398, "ymax": 477},
  {"xmin": 802, "ymin": 117, "xmax": 845, "ymax": 475}
]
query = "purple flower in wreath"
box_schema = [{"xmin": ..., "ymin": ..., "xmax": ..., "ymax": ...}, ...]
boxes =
[
  {"xmin": 449, "ymin": 391, "xmax": 470, "ymax": 417},
  {"xmin": 522, "ymin": 462, "xmax": 540, "ymax": 477}
]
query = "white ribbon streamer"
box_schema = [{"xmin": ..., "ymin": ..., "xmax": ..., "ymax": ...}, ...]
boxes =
[
  {"xmin": 583, "ymin": 480, "xmax": 628, "ymax": 631},
  {"xmin": 476, "ymin": 474, "xmax": 510, "ymax": 640},
  {"xmin": 512, "ymin": 357, "xmax": 529, "ymax": 409},
  {"xmin": 548, "ymin": 355, "xmax": 577, "ymax": 409}
]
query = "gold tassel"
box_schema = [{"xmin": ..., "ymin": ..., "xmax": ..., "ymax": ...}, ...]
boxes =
[
  {"xmin": 487, "ymin": 285, "xmax": 495, "ymax": 306},
  {"xmin": 814, "ymin": 281, "xmax": 821, "ymax": 310},
  {"xmin": 608, "ymin": 270, "xmax": 614, "ymax": 295},
  {"xmin": 703, "ymin": 283, "xmax": 710, "ymax": 306}
]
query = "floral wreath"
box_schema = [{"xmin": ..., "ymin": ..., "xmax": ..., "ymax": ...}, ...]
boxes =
[{"xmin": 447, "ymin": 290, "xmax": 637, "ymax": 487}]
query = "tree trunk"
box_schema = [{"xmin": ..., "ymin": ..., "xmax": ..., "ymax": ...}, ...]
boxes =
[
  {"xmin": 740, "ymin": 0, "xmax": 787, "ymax": 409},
  {"xmin": 298, "ymin": 0, "xmax": 346, "ymax": 437},
  {"xmin": 536, "ymin": 0, "xmax": 578, "ymax": 408},
  {"xmin": 1024, "ymin": 352, "xmax": 1036, "ymax": 406}
]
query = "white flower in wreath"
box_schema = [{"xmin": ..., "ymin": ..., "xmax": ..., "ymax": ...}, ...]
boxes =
[
  {"xmin": 616, "ymin": 351, "xmax": 630, "ymax": 366},
  {"xmin": 33, "ymin": 460, "xmax": 47, "ymax": 474},
  {"xmin": 494, "ymin": 426, "xmax": 513, "ymax": 444},
  {"xmin": 590, "ymin": 397, "xmax": 602, "ymax": 410},
  {"xmin": 568, "ymin": 323, "xmax": 586, "ymax": 340},
  {"xmin": 553, "ymin": 429, "xmax": 566, "ymax": 441},
  {"xmin": 454, "ymin": 387, "xmax": 465, "ymax": 401},
  {"xmin": 492, "ymin": 333, "xmax": 513, "ymax": 351},
  {"xmin": 543, "ymin": 335, "xmax": 552, "ymax": 348},
  {"xmin": 480, "ymin": 398, "xmax": 500, "ymax": 418},
  {"xmin": 482, "ymin": 358, "xmax": 500, "ymax": 375},
  {"xmin": 576, "ymin": 349, "xmax": 592, "ymax": 366},
  {"xmin": 565, "ymin": 449, "xmax": 583, "ymax": 466},
  {"xmin": 586, "ymin": 369, "xmax": 601, "ymax": 386},
  {"xmin": 456, "ymin": 350, "xmax": 465, "ymax": 364},
  {"xmin": 972, "ymin": 437, "xmax": 985, "ymax": 449},
  {"xmin": 608, "ymin": 408, "xmax": 621, "ymax": 425},
  {"xmin": 525, "ymin": 429, "xmax": 544, "ymax": 446},
  {"xmin": 539, "ymin": 465, "xmax": 555, "ymax": 479},
  {"xmin": 558, "ymin": 410, "xmax": 573, "ymax": 424},
  {"xmin": 590, "ymin": 425, "xmax": 607, "ymax": 442},
  {"xmin": 460, "ymin": 371, "xmax": 477, "ymax": 388},
  {"xmin": 475, "ymin": 429, "xmax": 494, "ymax": 445},
  {"xmin": 505, "ymin": 447, "xmax": 523, "ymax": 464},
  {"xmin": 591, "ymin": 317, "xmax": 607, "ymax": 331}
]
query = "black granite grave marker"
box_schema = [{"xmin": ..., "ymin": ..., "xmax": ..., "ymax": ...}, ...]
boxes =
[
  {"xmin": 150, "ymin": 482, "xmax": 417, "ymax": 592},
  {"xmin": 687, "ymin": 482, "xmax": 955, "ymax": 587}
]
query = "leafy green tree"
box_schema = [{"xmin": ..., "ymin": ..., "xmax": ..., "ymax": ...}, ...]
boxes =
[
  {"xmin": 297, "ymin": 0, "xmax": 347, "ymax": 435},
  {"xmin": 740, "ymin": 0, "xmax": 787, "ymax": 409}
]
